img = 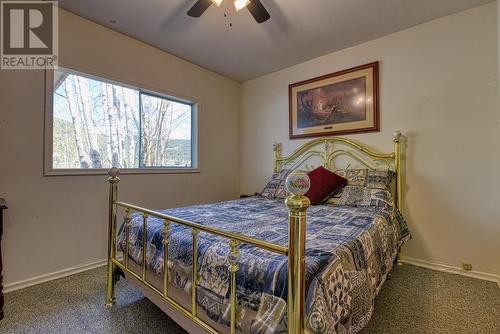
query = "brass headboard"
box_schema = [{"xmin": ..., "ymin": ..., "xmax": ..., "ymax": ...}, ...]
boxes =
[{"xmin": 273, "ymin": 131, "xmax": 403, "ymax": 210}]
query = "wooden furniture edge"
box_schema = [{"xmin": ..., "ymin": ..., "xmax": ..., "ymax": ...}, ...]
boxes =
[{"xmin": 0, "ymin": 198, "xmax": 7, "ymax": 320}]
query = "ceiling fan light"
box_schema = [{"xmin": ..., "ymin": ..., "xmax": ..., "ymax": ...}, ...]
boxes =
[
  {"xmin": 211, "ymin": 0, "xmax": 224, "ymax": 7},
  {"xmin": 234, "ymin": 0, "xmax": 250, "ymax": 11}
]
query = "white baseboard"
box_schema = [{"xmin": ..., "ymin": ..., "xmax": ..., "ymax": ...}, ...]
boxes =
[
  {"xmin": 401, "ymin": 256, "xmax": 500, "ymax": 290},
  {"xmin": 3, "ymin": 259, "xmax": 108, "ymax": 293}
]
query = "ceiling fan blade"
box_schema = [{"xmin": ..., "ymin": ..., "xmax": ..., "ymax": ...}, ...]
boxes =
[
  {"xmin": 187, "ymin": 0, "xmax": 212, "ymax": 17},
  {"xmin": 247, "ymin": 0, "xmax": 270, "ymax": 23}
]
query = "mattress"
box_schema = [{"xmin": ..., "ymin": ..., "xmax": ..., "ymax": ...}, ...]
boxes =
[{"xmin": 117, "ymin": 196, "xmax": 410, "ymax": 333}]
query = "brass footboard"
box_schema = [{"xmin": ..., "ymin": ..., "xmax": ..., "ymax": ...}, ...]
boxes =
[{"xmin": 105, "ymin": 168, "xmax": 309, "ymax": 334}]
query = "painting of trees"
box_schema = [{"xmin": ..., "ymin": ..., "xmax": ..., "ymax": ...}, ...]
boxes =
[{"xmin": 52, "ymin": 70, "xmax": 192, "ymax": 169}]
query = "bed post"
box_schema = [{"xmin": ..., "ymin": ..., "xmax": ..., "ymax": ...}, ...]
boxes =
[
  {"xmin": 393, "ymin": 131, "xmax": 403, "ymax": 264},
  {"xmin": 393, "ymin": 131, "xmax": 402, "ymax": 211},
  {"xmin": 106, "ymin": 167, "xmax": 120, "ymax": 308},
  {"xmin": 285, "ymin": 178, "xmax": 310, "ymax": 334},
  {"xmin": 273, "ymin": 143, "xmax": 283, "ymax": 173}
]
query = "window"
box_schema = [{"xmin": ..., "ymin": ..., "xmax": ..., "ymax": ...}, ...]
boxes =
[{"xmin": 45, "ymin": 67, "xmax": 198, "ymax": 175}]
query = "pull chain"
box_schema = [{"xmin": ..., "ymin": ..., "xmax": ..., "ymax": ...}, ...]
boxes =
[
  {"xmin": 223, "ymin": 1, "xmax": 233, "ymax": 27},
  {"xmin": 224, "ymin": 12, "xmax": 233, "ymax": 27}
]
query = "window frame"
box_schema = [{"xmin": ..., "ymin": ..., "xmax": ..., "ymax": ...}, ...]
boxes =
[{"xmin": 44, "ymin": 65, "xmax": 200, "ymax": 176}]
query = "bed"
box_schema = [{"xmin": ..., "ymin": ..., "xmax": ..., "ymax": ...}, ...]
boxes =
[{"xmin": 104, "ymin": 132, "xmax": 410, "ymax": 334}]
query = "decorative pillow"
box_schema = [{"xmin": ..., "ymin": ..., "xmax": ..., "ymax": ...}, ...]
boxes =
[
  {"xmin": 335, "ymin": 168, "xmax": 395, "ymax": 189},
  {"xmin": 327, "ymin": 186, "xmax": 394, "ymax": 208},
  {"xmin": 259, "ymin": 169, "xmax": 292, "ymax": 199},
  {"xmin": 304, "ymin": 167, "xmax": 347, "ymax": 205},
  {"xmin": 335, "ymin": 168, "xmax": 368, "ymax": 186},
  {"xmin": 328, "ymin": 168, "xmax": 396, "ymax": 208}
]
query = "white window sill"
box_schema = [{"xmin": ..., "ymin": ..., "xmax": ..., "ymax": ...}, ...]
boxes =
[{"xmin": 44, "ymin": 168, "xmax": 200, "ymax": 176}]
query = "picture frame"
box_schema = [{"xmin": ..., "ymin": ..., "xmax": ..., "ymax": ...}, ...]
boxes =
[{"xmin": 289, "ymin": 62, "xmax": 379, "ymax": 139}]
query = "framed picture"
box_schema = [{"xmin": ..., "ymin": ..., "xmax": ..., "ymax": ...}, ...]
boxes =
[{"xmin": 289, "ymin": 62, "xmax": 379, "ymax": 139}]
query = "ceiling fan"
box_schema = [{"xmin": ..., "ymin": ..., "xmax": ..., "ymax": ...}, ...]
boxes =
[{"xmin": 187, "ymin": 0, "xmax": 270, "ymax": 23}]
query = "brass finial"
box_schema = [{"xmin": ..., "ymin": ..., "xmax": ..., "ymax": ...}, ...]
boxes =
[
  {"xmin": 107, "ymin": 167, "xmax": 120, "ymax": 183},
  {"xmin": 284, "ymin": 171, "xmax": 311, "ymax": 211},
  {"xmin": 108, "ymin": 167, "xmax": 120, "ymax": 177},
  {"xmin": 393, "ymin": 131, "xmax": 402, "ymax": 143}
]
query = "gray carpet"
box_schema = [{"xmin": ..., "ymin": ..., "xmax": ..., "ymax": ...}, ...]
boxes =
[{"xmin": 0, "ymin": 265, "xmax": 498, "ymax": 333}]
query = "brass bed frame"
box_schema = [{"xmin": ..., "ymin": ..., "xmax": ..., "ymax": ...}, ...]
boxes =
[{"xmin": 105, "ymin": 132, "xmax": 403, "ymax": 334}]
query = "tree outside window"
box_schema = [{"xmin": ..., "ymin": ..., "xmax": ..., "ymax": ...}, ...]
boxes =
[{"xmin": 51, "ymin": 68, "xmax": 195, "ymax": 171}]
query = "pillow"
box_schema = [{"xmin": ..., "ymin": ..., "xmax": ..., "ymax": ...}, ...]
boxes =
[
  {"xmin": 304, "ymin": 167, "xmax": 347, "ymax": 205},
  {"xmin": 259, "ymin": 169, "xmax": 292, "ymax": 199},
  {"xmin": 328, "ymin": 168, "xmax": 396, "ymax": 208},
  {"xmin": 335, "ymin": 168, "xmax": 395, "ymax": 189},
  {"xmin": 327, "ymin": 186, "xmax": 394, "ymax": 208}
]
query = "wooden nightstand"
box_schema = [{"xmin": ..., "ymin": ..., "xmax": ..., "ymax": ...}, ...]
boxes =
[{"xmin": 0, "ymin": 198, "xmax": 6, "ymax": 320}]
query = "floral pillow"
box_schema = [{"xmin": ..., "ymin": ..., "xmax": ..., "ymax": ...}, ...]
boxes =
[
  {"xmin": 335, "ymin": 168, "xmax": 395, "ymax": 189},
  {"xmin": 259, "ymin": 169, "xmax": 292, "ymax": 199},
  {"xmin": 328, "ymin": 168, "xmax": 396, "ymax": 208},
  {"xmin": 328, "ymin": 186, "xmax": 394, "ymax": 208}
]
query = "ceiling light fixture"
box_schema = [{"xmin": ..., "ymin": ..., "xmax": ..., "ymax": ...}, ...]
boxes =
[
  {"xmin": 234, "ymin": 0, "xmax": 250, "ymax": 11},
  {"xmin": 187, "ymin": 0, "xmax": 270, "ymax": 24}
]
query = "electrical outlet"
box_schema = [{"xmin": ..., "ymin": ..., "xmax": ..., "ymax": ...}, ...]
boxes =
[{"xmin": 462, "ymin": 263, "xmax": 472, "ymax": 271}]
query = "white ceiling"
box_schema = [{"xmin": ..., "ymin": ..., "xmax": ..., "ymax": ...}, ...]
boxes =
[{"xmin": 59, "ymin": 0, "xmax": 493, "ymax": 81}]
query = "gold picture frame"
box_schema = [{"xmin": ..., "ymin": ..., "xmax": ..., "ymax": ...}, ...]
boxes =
[{"xmin": 289, "ymin": 62, "xmax": 380, "ymax": 139}]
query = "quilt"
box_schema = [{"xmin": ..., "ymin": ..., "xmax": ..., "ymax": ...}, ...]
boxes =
[{"xmin": 118, "ymin": 196, "xmax": 410, "ymax": 333}]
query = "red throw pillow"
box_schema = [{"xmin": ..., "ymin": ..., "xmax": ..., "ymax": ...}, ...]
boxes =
[{"xmin": 304, "ymin": 166, "xmax": 347, "ymax": 205}]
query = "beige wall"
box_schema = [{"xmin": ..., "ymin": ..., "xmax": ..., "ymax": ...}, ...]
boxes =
[
  {"xmin": 240, "ymin": 3, "xmax": 500, "ymax": 277},
  {"xmin": 0, "ymin": 10, "xmax": 240, "ymax": 285}
]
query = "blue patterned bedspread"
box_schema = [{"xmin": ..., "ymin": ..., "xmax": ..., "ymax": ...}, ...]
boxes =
[{"xmin": 118, "ymin": 196, "xmax": 410, "ymax": 334}]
